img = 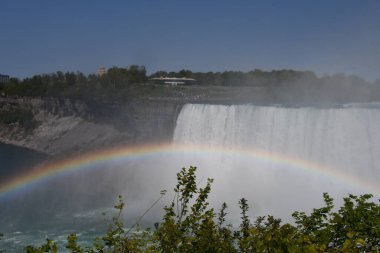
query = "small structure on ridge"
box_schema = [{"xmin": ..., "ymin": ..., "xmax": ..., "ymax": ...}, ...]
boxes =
[
  {"xmin": 0, "ymin": 73, "xmax": 10, "ymax": 84},
  {"xmin": 97, "ymin": 66, "xmax": 107, "ymax": 77},
  {"xmin": 149, "ymin": 77, "xmax": 196, "ymax": 86}
]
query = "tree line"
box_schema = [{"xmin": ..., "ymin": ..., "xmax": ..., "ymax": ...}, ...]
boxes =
[
  {"xmin": 0, "ymin": 65, "xmax": 148, "ymax": 101},
  {"xmin": 1, "ymin": 66, "xmax": 380, "ymax": 104}
]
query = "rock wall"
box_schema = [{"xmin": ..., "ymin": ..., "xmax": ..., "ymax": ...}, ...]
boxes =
[{"xmin": 0, "ymin": 98, "xmax": 183, "ymax": 156}]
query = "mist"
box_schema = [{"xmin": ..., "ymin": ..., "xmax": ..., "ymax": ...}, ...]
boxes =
[{"xmin": 2, "ymin": 103, "xmax": 380, "ymax": 234}]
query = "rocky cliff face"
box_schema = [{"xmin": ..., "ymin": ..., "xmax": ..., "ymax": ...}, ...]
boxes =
[{"xmin": 0, "ymin": 98, "xmax": 183, "ymax": 156}]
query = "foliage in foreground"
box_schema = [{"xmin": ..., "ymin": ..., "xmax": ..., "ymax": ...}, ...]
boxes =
[{"xmin": 24, "ymin": 166, "xmax": 380, "ymax": 252}]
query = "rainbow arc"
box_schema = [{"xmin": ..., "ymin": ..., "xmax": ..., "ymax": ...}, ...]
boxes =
[{"xmin": 1, "ymin": 143, "xmax": 379, "ymax": 199}]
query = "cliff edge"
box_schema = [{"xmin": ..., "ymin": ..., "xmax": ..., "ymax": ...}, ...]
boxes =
[{"xmin": 0, "ymin": 98, "xmax": 182, "ymax": 156}]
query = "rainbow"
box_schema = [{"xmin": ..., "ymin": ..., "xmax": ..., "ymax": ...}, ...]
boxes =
[{"xmin": 1, "ymin": 142, "xmax": 379, "ymax": 199}]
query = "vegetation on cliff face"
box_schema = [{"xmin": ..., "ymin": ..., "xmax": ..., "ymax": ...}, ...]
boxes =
[
  {"xmin": 2, "ymin": 66, "xmax": 380, "ymax": 104},
  {"xmin": 0, "ymin": 107, "xmax": 38, "ymax": 132},
  {"xmin": 23, "ymin": 166, "xmax": 380, "ymax": 253}
]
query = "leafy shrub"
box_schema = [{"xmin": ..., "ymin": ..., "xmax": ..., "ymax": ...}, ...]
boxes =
[
  {"xmin": 17, "ymin": 166, "xmax": 380, "ymax": 252},
  {"xmin": 0, "ymin": 107, "xmax": 38, "ymax": 131}
]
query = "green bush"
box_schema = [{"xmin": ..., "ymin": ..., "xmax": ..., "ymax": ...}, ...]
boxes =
[
  {"xmin": 0, "ymin": 107, "xmax": 38, "ymax": 131},
  {"xmin": 19, "ymin": 166, "xmax": 380, "ymax": 252}
]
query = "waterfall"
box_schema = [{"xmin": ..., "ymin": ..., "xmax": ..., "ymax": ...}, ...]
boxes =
[
  {"xmin": 2, "ymin": 103, "xmax": 380, "ymax": 235},
  {"xmin": 172, "ymin": 104, "xmax": 380, "ymax": 220}
]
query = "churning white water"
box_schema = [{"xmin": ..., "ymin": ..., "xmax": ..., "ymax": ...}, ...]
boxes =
[{"xmin": 172, "ymin": 104, "xmax": 380, "ymax": 221}]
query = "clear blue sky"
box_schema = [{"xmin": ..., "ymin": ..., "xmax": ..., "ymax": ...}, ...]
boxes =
[{"xmin": 1, "ymin": 0, "xmax": 380, "ymax": 81}]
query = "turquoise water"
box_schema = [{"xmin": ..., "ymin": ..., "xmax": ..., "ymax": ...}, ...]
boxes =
[
  {"xmin": 1, "ymin": 229, "xmax": 104, "ymax": 253},
  {"xmin": 0, "ymin": 143, "xmax": 138, "ymax": 252},
  {"xmin": 0, "ymin": 143, "xmax": 49, "ymax": 251}
]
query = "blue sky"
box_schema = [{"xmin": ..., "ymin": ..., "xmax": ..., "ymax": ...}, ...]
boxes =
[{"xmin": 1, "ymin": 0, "xmax": 380, "ymax": 81}]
